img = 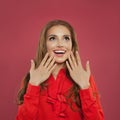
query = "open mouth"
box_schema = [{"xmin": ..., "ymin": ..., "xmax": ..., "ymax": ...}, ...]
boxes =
[
  {"xmin": 53, "ymin": 50, "xmax": 66, "ymax": 57},
  {"xmin": 54, "ymin": 50, "xmax": 66, "ymax": 54}
]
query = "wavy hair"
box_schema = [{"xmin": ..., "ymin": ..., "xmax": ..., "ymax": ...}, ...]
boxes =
[{"xmin": 17, "ymin": 20, "xmax": 81, "ymax": 111}]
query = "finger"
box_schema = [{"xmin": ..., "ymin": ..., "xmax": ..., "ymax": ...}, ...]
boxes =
[
  {"xmin": 66, "ymin": 61, "xmax": 72, "ymax": 73},
  {"xmin": 76, "ymin": 51, "xmax": 82, "ymax": 67},
  {"xmin": 49, "ymin": 63, "xmax": 57, "ymax": 73},
  {"xmin": 30, "ymin": 59, "xmax": 35, "ymax": 72},
  {"xmin": 86, "ymin": 60, "xmax": 91, "ymax": 74},
  {"xmin": 44, "ymin": 55, "xmax": 54, "ymax": 68},
  {"xmin": 47, "ymin": 57, "xmax": 56, "ymax": 71},
  {"xmin": 41, "ymin": 53, "xmax": 49, "ymax": 66},
  {"xmin": 70, "ymin": 52, "xmax": 77, "ymax": 67},
  {"xmin": 68, "ymin": 54, "xmax": 74, "ymax": 70}
]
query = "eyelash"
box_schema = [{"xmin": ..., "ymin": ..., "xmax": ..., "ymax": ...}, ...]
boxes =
[
  {"xmin": 64, "ymin": 36, "xmax": 70, "ymax": 40},
  {"xmin": 49, "ymin": 37, "xmax": 55, "ymax": 40},
  {"xmin": 49, "ymin": 36, "xmax": 70, "ymax": 41}
]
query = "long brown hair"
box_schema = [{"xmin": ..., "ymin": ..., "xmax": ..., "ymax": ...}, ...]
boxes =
[{"xmin": 17, "ymin": 20, "xmax": 81, "ymax": 111}]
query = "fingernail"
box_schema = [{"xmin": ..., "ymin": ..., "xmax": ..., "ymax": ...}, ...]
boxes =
[{"xmin": 31, "ymin": 60, "xmax": 33, "ymax": 64}]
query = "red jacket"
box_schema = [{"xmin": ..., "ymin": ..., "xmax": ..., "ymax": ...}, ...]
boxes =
[{"xmin": 16, "ymin": 69, "xmax": 104, "ymax": 120}]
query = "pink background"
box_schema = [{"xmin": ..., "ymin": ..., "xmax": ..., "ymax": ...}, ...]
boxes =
[{"xmin": 0, "ymin": 0, "xmax": 120, "ymax": 120}]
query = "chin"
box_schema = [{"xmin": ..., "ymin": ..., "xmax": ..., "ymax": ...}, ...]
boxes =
[{"xmin": 55, "ymin": 58, "xmax": 67, "ymax": 64}]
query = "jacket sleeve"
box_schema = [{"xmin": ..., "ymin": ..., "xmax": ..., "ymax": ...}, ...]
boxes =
[
  {"xmin": 79, "ymin": 75, "xmax": 104, "ymax": 120},
  {"xmin": 16, "ymin": 83, "xmax": 40, "ymax": 120}
]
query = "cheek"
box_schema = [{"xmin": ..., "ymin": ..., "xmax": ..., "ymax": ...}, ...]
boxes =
[
  {"xmin": 65, "ymin": 44, "xmax": 72, "ymax": 58},
  {"xmin": 46, "ymin": 43, "xmax": 56, "ymax": 56},
  {"xmin": 46, "ymin": 42, "xmax": 55, "ymax": 51},
  {"xmin": 66, "ymin": 51, "xmax": 71, "ymax": 58},
  {"xmin": 67, "ymin": 43, "xmax": 72, "ymax": 56},
  {"xmin": 66, "ymin": 42, "xmax": 72, "ymax": 51}
]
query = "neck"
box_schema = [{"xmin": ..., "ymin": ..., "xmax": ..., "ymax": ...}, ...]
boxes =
[{"xmin": 52, "ymin": 63, "xmax": 66, "ymax": 79}]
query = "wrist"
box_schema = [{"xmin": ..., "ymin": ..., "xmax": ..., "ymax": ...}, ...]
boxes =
[
  {"xmin": 29, "ymin": 80, "xmax": 40, "ymax": 86},
  {"xmin": 78, "ymin": 83, "xmax": 90, "ymax": 90}
]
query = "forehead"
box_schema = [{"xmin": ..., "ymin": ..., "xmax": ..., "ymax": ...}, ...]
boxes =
[{"xmin": 47, "ymin": 25, "xmax": 71, "ymax": 36}]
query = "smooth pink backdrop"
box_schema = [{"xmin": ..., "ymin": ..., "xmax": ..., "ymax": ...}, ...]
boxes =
[{"xmin": 0, "ymin": 0, "xmax": 120, "ymax": 120}]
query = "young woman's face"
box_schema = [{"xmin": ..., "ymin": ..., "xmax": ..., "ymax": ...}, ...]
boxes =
[{"xmin": 46, "ymin": 25, "xmax": 72, "ymax": 63}]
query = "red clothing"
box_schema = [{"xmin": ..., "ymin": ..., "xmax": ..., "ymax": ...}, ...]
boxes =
[{"xmin": 16, "ymin": 69, "xmax": 104, "ymax": 120}]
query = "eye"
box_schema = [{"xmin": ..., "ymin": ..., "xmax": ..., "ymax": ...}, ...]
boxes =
[
  {"xmin": 64, "ymin": 36, "xmax": 70, "ymax": 41},
  {"xmin": 49, "ymin": 36, "xmax": 55, "ymax": 41}
]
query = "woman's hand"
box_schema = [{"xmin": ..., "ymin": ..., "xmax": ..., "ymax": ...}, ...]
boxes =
[
  {"xmin": 29, "ymin": 53, "xmax": 57, "ymax": 86},
  {"xmin": 66, "ymin": 51, "xmax": 91, "ymax": 89}
]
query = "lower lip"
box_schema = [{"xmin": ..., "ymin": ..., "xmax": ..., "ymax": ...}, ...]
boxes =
[{"xmin": 54, "ymin": 53, "xmax": 65, "ymax": 57}]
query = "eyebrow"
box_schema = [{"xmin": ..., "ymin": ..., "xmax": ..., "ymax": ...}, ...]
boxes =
[
  {"xmin": 47, "ymin": 34, "xmax": 57, "ymax": 37},
  {"xmin": 47, "ymin": 34, "xmax": 71, "ymax": 38}
]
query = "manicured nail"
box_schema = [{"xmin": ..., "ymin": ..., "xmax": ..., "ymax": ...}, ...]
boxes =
[{"xmin": 87, "ymin": 60, "xmax": 89, "ymax": 64}]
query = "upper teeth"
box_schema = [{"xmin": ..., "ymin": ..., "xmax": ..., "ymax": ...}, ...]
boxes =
[{"xmin": 54, "ymin": 50, "xmax": 65, "ymax": 53}]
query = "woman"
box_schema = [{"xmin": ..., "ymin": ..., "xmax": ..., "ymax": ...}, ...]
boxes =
[{"xmin": 16, "ymin": 20, "xmax": 104, "ymax": 120}]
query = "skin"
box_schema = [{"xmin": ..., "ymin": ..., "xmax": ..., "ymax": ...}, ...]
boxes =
[
  {"xmin": 29, "ymin": 25, "xmax": 91, "ymax": 89},
  {"xmin": 46, "ymin": 25, "xmax": 72, "ymax": 78}
]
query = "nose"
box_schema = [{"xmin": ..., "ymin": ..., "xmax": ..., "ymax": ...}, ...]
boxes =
[{"xmin": 57, "ymin": 39, "xmax": 63, "ymax": 47}]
